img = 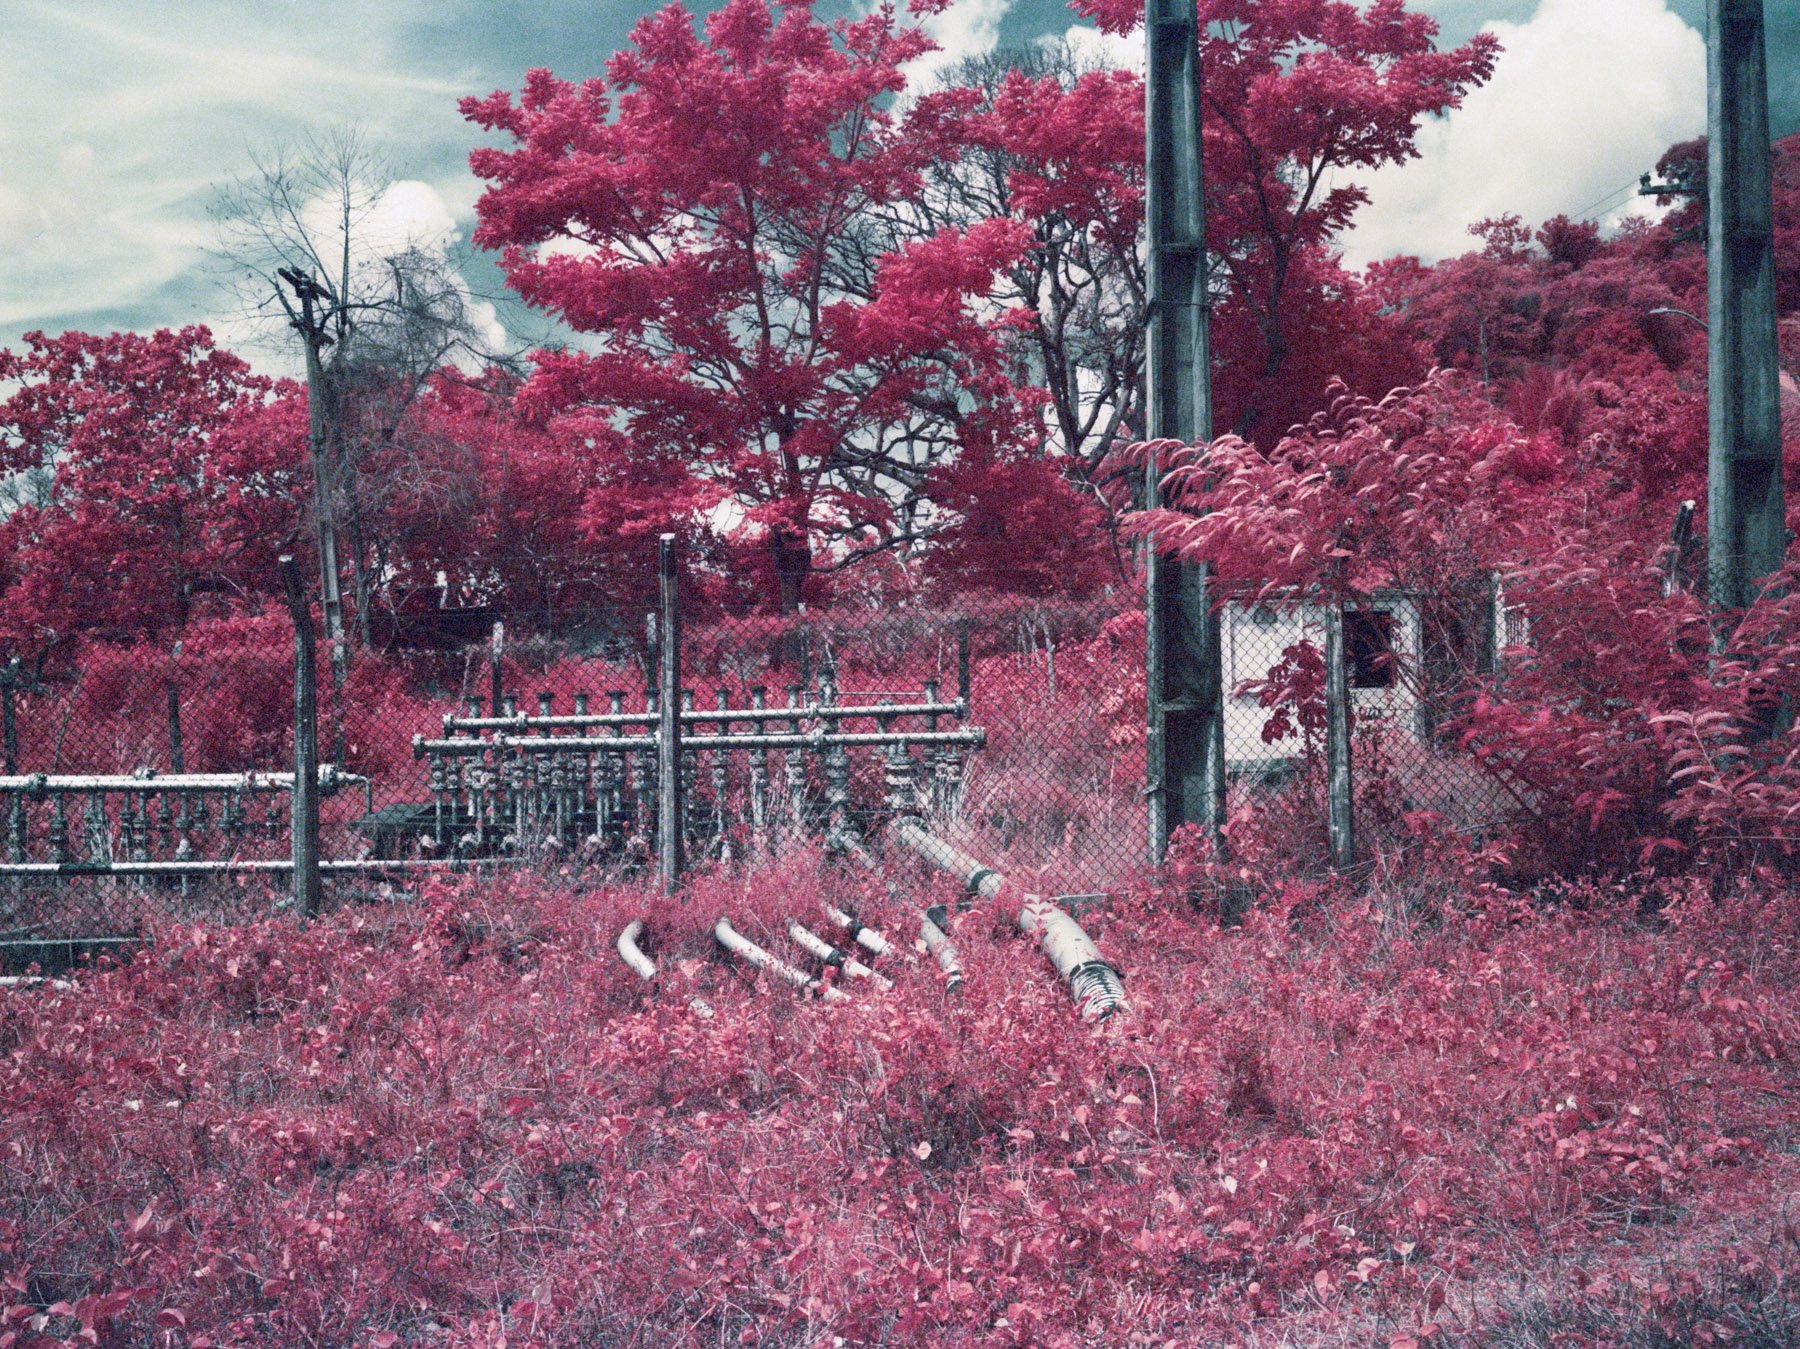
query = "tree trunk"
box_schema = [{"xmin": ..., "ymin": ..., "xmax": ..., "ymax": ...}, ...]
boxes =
[{"xmin": 771, "ymin": 526, "xmax": 812, "ymax": 613}]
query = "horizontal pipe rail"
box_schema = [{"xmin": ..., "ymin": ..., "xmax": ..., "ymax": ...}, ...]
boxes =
[
  {"xmin": 0, "ymin": 767, "xmax": 365, "ymax": 795},
  {"xmin": 413, "ymin": 728, "xmax": 986, "ymax": 758},
  {"xmin": 446, "ymin": 700, "xmax": 967, "ymax": 733},
  {"xmin": 0, "ymin": 858, "xmax": 521, "ymax": 876}
]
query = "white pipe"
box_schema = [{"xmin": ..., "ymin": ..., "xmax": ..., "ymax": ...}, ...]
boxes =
[
  {"xmin": 0, "ymin": 859, "xmax": 520, "ymax": 876},
  {"xmin": 888, "ymin": 817, "xmax": 1126, "ymax": 1020},
  {"xmin": 787, "ymin": 920, "xmax": 893, "ymax": 988},
  {"xmin": 617, "ymin": 919, "xmax": 658, "ymax": 980},
  {"xmin": 1016, "ymin": 897, "xmax": 1129, "ymax": 1022},
  {"xmin": 890, "ymin": 818, "xmax": 1005, "ymax": 901},
  {"xmin": 616, "ymin": 919, "xmax": 713, "ymax": 1018},
  {"xmin": 917, "ymin": 912, "xmax": 965, "ymax": 995},
  {"xmin": 822, "ymin": 903, "xmax": 912, "ymax": 962},
  {"xmin": 714, "ymin": 918, "xmax": 850, "ymax": 1003},
  {"xmin": 0, "ymin": 767, "xmax": 364, "ymax": 794},
  {"xmin": 0, "ymin": 975, "xmax": 72, "ymax": 991},
  {"xmin": 825, "ymin": 829, "xmax": 967, "ymax": 994}
]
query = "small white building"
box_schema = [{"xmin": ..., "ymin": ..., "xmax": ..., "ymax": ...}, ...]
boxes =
[{"xmin": 1222, "ymin": 593, "xmax": 1426, "ymax": 773}]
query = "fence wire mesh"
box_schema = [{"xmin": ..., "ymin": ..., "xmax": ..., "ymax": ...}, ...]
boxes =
[{"xmin": 1, "ymin": 560, "xmax": 1541, "ymax": 950}]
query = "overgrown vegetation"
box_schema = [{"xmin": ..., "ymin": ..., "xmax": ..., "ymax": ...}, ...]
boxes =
[
  {"xmin": 2, "ymin": 857, "xmax": 1796, "ymax": 1346},
  {"xmin": 5, "ymin": 0, "xmax": 1800, "ymax": 1343}
]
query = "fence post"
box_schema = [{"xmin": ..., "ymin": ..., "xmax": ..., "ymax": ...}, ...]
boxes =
[
  {"xmin": 489, "ymin": 622, "xmax": 506, "ymax": 719},
  {"xmin": 956, "ymin": 618, "xmax": 972, "ymax": 710},
  {"xmin": 0, "ymin": 658, "xmax": 17, "ymax": 774},
  {"xmin": 279, "ymin": 556, "xmax": 322, "ymax": 920},
  {"xmin": 167, "ymin": 642, "xmax": 184, "ymax": 773},
  {"xmin": 1324, "ymin": 603, "xmax": 1355, "ymax": 871},
  {"xmin": 657, "ymin": 534, "xmax": 684, "ymax": 892}
]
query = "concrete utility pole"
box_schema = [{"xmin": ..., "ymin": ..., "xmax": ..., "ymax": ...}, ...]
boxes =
[
  {"xmin": 1145, "ymin": 0, "xmax": 1227, "ymax": 863},
  {"xmin": 657, "ymin": 534, "xmax": 685, "ymax": 892},
  {"xmin": 1706, "ymin": 0, "xmax": 1784, "ymax": 609}
]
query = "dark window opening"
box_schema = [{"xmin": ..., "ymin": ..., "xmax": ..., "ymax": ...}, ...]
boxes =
[{"xmin": 1345, "ymin": 609, "xmax": 1398, "ymax": 689}]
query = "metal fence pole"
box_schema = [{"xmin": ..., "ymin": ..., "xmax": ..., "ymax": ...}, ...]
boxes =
[
  {"xmin": 0, "ymin": 659, "xmax": 17, "ymax": 775},
  {"xmin": 167, "ymin": 643, "xmax": 184, "ymax": 773},
  {"xmin": 489, "ymin": 621, "xmax": 506, "ymax": 719},
  {"xmin": 657, "ymin": 534, "xmax": 684, "ymax": 892},
  {"xmin": 956, "ymin": 618, "xmax": 972, "ymax": 708},
  {"xmin": 1324, "ymin": 605, "xmax": 1355, "ymax": 871},
  {"xmin": 279, "ymin": 555, "xmax": 321, "ymax": 920}
]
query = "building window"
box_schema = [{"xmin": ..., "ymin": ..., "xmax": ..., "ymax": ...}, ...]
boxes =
[{"xmin": 1345, "ymin": 609, "xmax": 1398, "ymax": 688}]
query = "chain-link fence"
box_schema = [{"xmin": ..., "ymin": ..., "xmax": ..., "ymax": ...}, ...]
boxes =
[
  {"xmin": 1214, "ymin": 579, "xmax": 1528, "ymax": 875},
  {"xmin": 1, "ymin": 550, "xmax": 1545, "ymax": 954}
]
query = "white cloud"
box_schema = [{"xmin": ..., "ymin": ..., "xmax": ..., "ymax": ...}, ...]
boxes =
[
  {"xmin": 1052, "ymin": 22, "xmax": 1140, "ymax": 74},
  {"xmin": 1343, "ymin": 0, "xmax": 1705, "ymax": 269},
  {"xmin": 0, "ymin": 142, "xmax": 203, "ymax": 326},
  {"xmin": 902, "ymin": 0, "xmax": 1013, "ymax": 92}
]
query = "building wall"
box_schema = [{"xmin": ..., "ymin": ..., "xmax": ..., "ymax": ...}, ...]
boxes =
[{"xmin": 1222, "ymin": 596, "xmax": 1425, "ymax": 770}]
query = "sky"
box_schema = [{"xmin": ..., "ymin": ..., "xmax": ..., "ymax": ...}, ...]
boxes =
[{"xmin": 2, "ymin": 0, "xmax": 1796, "ymax": 373}]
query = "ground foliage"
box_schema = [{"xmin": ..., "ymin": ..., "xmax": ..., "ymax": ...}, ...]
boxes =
[{"xmin": 1, "ymin": 858, "xmax": 1796, "ymax": 1347}]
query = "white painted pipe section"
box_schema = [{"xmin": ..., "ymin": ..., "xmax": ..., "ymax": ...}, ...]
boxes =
[
  {"xmin": 787, "ymin": 920, "xmax": 893, "ymax": 989},
  {"xmin": 1016, "ymin": 896, "xmax": 1129, "ymax": 1022},
  {"xmin": 888, "ymin": 817, "xmax": 1126, "ymax": 1021},
  {"xmin": 824, "ymin": 835, "xmax": 961, "ymax": 990},
  {"xmin": 889, "ymin": 819, "xmax": 1005, "ymax": 901},
  {"xmin": 617, "ymin": 919, "xmax": 658, "ymax": 980},
  {"xmin": 714, "ymin": 918, "xmax": 850, "ymax": 1003},
  {"xmin": 616, "ymin": 919, "xmax": 713, "ymax": 1018},
  {"xmin": 0, "ymin": 975, "xmax": 72, "ymax": 991},
  {"xmin": 918, "ymin": 913, "xmax": 965, "ymax": 995},
  {"xmin": 0, "ymin": 767, "xmax": 364, "ymax": 794},
  {"xmin": 822, "ymin": 904, "xmax": 911, "ymax": 962}
]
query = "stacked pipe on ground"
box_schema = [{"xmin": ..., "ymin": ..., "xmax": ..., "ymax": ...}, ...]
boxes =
[{"xmin": 888, "ymin": 816, "xmax": 1127, "ymax": 1021}]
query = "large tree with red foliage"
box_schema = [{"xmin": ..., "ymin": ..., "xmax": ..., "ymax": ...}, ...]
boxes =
[
  {"xmin": 462, "ymin": 0, "xmax": 1040, "ymax": 611},
  {"xmin": 0, "ymin": 327, "xmax": 305, "ymax": 655},
  {"xmin": 358, "ymin": 370, "xmax": 711, "ymax": 628}
]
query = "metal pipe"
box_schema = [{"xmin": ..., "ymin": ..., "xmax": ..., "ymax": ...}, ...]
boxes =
[
  {"xmin": 714, "ymin": 917, "xmax": 850, "ymax": 1002},
  {"xmin": 0, "ymin": 768, "xmax": 365, "ymax": 794},
  {"xmin": 442, "ymin": 700, "xmax": 967, "ymax": 733},
  {"xmin": 617, "ymin": 919, "xmax": 716, "ymax": 1018},
  {"xmin": 887, "ymin": 817, "xmax": 1127, "ymax": 1020},
  {"xmin": 0, "ymin": 975, "xmax": 72, "ymax": 991},
  {"xmin": 918, "ymin": 911, "xmax": 965, "ymax": 996},
  {"xmin": 617, "ymin": 918, "xmax": 658, "ymax": 980},
  {"xmin": 890, "ymin": 818, "xmax": 1004, "ymax": 901},
  {"xmin": 1324, "ymin": 603, "xmax": 1354, "ymax": 869},
  {"xmin": 0, "ymin": 858, "xmax": 524, "ymax": 876},
  {"xmin": 823, "ymin": 903, "xmax": 909, "ymax": 962},
  {"xmin": 1017, "ymin": 895, "xmax": 1129, "ymax": 1022},
  {"xmin": 414, "ymin": 729, "xmax": 987, "ymax": 758},
  {"xmin": 279, "ymin": 553, "xmax": 321, "ymax": 919},
  {"xmin": 657, "ymin": 534, "xmax": 683, "ymax": 892},
  {"xmin": 787, "ymin": 920, "xmax": 893, "ymax": 988}
]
